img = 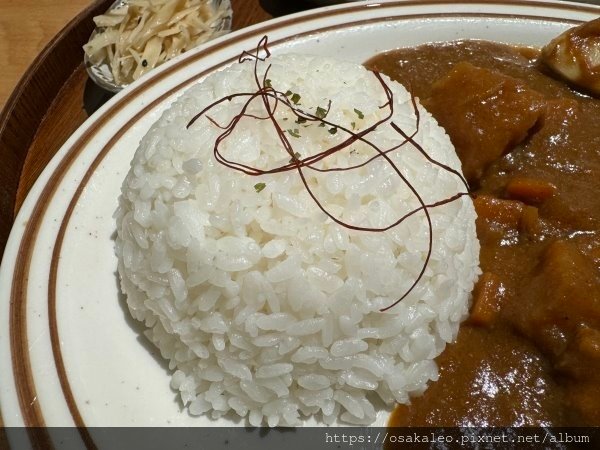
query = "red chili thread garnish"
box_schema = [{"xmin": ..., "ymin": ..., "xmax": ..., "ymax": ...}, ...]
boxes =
[{"xmin": 186, "ymin": 36, "xmax": 471, "ymax": 312}]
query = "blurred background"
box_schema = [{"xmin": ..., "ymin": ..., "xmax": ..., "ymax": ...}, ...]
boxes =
[{"xmin": 2, "ymin": 0, "xmax": 600, "ymax": 109}]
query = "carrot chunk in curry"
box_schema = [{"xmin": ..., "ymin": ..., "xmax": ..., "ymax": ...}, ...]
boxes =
[{"xmin": 505, "ymin": 177, "xmax": 557, "ymax": 204}]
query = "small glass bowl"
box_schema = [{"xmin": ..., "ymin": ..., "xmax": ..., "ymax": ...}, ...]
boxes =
[{"xmin": 84, "ymin": 0, "xmax": 232, "ymax": 92}]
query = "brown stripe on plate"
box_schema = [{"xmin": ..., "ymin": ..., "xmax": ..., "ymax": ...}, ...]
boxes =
[
  {"xmin": 9, "ymin": 197, "xmax": 51, "ymax": 447},
  {"xmin": 9, "ymin": 2, "xmax": 597, "ymax": 449}
]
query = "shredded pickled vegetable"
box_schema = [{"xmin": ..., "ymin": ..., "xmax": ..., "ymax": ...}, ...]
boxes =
[{"xmin": 83, "ymin": 0, "xmax": 231, "ymax": 85}]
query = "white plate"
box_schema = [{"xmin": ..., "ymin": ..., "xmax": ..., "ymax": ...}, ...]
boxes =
[{"xmin": 1, "ymin": 0, "xmax": 599, "ymax": 445}]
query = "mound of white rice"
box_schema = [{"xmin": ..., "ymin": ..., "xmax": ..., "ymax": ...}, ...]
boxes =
[{"xmin": 115, "ymin": 52, "xmax": 480, "ymax": 426}]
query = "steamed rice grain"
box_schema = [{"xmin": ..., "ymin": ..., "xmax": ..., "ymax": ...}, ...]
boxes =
[{"xmin": 115, "ymin": 52, "xmax": 480, "ymax": 425}]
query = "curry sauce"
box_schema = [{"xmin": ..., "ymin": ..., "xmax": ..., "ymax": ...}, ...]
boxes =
[{"xmin": 365, "ymin": 40, "xmax": 600, "ymax": 426}]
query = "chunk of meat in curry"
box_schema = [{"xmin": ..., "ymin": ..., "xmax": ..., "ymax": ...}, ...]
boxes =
[{"xmin": 365, "ymin": 40, "xmax": 600, "ymax": 427}]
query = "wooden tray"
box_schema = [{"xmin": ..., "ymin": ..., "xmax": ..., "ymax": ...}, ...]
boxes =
[{"xmin": 0, "ymin": 0, "xmax": 278, "ymax": 255}]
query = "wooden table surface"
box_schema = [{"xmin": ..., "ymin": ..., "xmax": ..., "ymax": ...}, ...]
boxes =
[{"xmin": 0, "ymin": 0, "xmax": 93, "ymax": 110}]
